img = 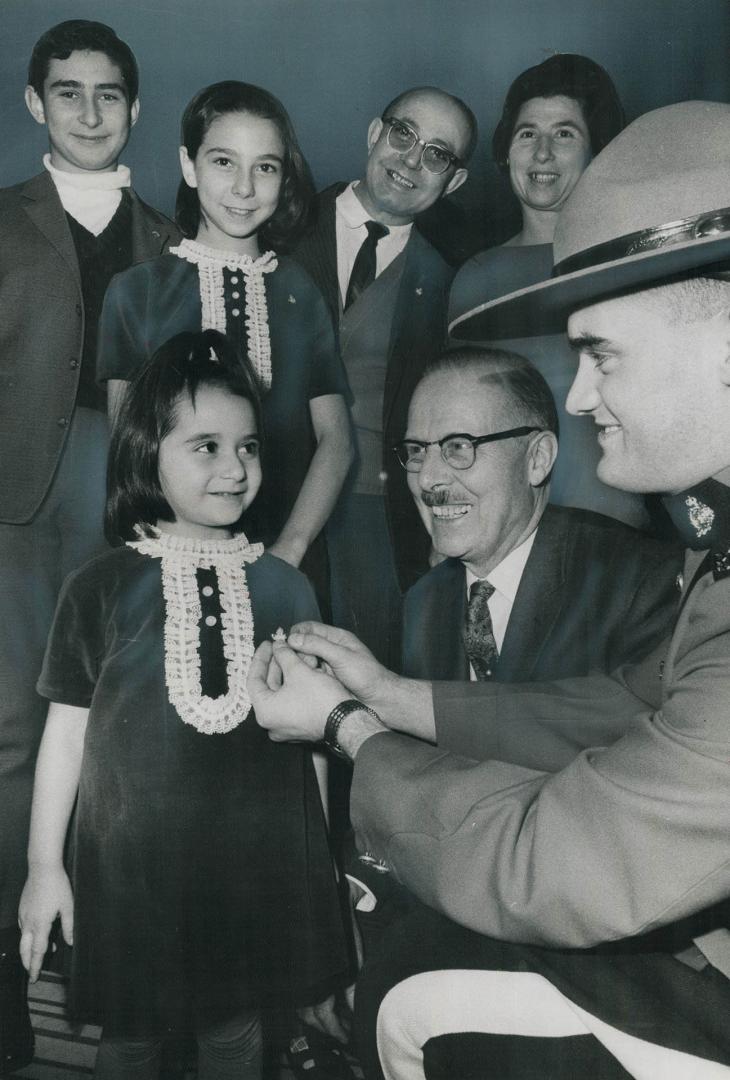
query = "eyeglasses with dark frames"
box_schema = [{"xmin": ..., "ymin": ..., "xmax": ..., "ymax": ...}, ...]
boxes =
[
  {"xmin": 382, "ymin": 116, "xmax": 461, "ymax": 175},
  {"xmin": 393, "ymin": 427, "xmax": 541, "ymax": 471}
]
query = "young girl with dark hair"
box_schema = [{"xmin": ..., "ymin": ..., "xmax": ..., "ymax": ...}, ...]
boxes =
[
  {"xmin": 18, "ymin": 331, "xmax": 351, "ymax": 1080},
  {"xmin": 98, "ymin": 81, "xmax": 352, "ymax": 600}
]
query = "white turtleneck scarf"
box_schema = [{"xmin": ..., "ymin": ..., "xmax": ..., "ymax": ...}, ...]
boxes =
[{"xmin": 43, "ymin": 153, "xmax": 131, "ymax": 236}]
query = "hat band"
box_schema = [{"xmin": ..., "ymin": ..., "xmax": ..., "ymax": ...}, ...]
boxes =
[{"xmin": 553, "ymin": 206, "xmax": 730, "ymax": 277}]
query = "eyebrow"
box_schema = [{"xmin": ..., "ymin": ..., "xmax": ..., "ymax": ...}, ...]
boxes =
[
  {"xmin": 513, "ymin": 119, "xmax": 585, "ymax": 133},
  {"xmin": 48, "ymin": 78, "xmax": 126, "ymax": 92},
  {"xmin": 184, "ymin": 432, "xmax": 259, "ymax": 442},
  {"xmin": 394, "ymin": 115, "xmax": 454, "ymax": 151},
  {"xmin": 203, "ymin": 145, "xmax": 284, "ymax": 162},
  {"xmin": 567, "ymin": 333, "xmax": 613, "ymax": 352}
]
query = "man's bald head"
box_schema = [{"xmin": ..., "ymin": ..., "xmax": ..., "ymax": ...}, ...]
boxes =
[
  {"xmin": 356, "ymin": 85, "xmax": 476, "ymax": 227},
  {"xmin": 381, "ymin": 86, "xmax": 478, "ymax": 164}
]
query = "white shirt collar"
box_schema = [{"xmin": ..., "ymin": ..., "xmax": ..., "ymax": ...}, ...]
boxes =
[
  {"xmin": 465, "ymin": 527, "xmax": 538, "ymax": 603},
  {"xmin": 338, "ymin": 181, "xmax": 412, "ymax": 236},
  {"xmin": 43, "ymin": 153, "xmax": 131, "ymax": 191}
]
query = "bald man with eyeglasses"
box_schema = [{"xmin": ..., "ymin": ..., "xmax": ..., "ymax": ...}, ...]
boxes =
[{"xmin": 292, "ymin": 86, "xmax": 478, "ymax": 676}]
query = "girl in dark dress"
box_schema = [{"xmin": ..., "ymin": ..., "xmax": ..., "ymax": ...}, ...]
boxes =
[
  {"xmin": 18, "ymin": 331, "xmax": 350, "ymax": 1079},
  {"xmin": 99, "ymin": 82, "xmax": 352, "ymax": 605}
]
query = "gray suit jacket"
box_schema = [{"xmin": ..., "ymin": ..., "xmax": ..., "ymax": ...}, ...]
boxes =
[
  {"xmin": 0, "ymin": 171, "xmax": 178, "ymax": 523},
  {"xmin": 402, "ymin": 504, "xmax": 681, "ymax": 684},
  {"xmin": 290, "ymin": 184, "xmax": 454, "ymax": 590}
]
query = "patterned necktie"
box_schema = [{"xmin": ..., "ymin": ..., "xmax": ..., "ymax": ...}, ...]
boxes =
[
  {"xmin": 345, "ymin": 221, "xmax": 389, "ymax": 309},
  {"xmin": 463, "ymin": 580, "xmax": 499, "ymax": 680}
]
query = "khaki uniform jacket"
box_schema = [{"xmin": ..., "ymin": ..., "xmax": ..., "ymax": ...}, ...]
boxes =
[{"xmin": 352, "ymin": 545, "xmax": 730, "ymax": 960}]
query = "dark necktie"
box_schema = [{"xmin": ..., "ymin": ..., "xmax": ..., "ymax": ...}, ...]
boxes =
[
  {"xmin": 463, "ymin": 580, "xmax": 499, "ymax": 681},
  {"xmin": 345, "ymin": 221, "xmax": 389, "ymax": 309}
]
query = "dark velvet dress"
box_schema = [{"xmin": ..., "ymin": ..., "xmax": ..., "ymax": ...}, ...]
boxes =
[
  {"xmin": 97, "ymin": 251, "xmax": 349, "ymax": 555},
  {"xmin": 37, "ymin": 540, "xmax": 350, "ymax": 1037}
]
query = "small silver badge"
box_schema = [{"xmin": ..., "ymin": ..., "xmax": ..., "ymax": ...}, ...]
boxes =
[{"xmin": 685, "ymin": 496, "xmax": 714, "ymax": 538}]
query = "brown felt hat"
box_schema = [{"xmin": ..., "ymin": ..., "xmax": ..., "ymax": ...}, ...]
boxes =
[{"xmin": 451, "ymin": 101, "xmax": 730, "ymax": 340}]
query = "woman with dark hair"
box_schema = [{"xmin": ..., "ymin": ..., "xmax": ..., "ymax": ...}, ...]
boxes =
[
  {"xmin": 450, "ymin": 55, "xmax": 645, "ymax": 526},
  {"xmin": 98, "ymin": 81, "xmax": 352, "ymax": 599},
  {"xmin": 491, "ymin": 52, "xmax": 624, "ymax": 246}
]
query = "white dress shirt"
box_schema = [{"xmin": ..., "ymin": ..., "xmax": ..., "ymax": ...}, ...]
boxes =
[
  {"xmin": 465, "ymin": 529, "xmax": 538, "ymax": 680},
  {"xmin": 335, "ymin": 182, "xmax": 412, "ymax": 306}
]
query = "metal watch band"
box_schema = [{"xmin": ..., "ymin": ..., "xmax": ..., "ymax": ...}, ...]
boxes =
[{"xmin": 323, "ymin": 698, "xmax": 377, "ymax": 760}]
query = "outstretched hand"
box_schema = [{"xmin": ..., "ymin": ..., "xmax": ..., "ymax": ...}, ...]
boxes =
[
  {"xmin": 287, "ymin": 622, "xmax": 393, "ymax": 713},
  {"xmin": 249, "ymin": 640, "xmax": 350, "ymax": 742}
]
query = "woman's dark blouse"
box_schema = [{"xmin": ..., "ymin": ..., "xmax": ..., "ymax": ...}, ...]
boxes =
[
  {"xmin": 37, "ymin": 547, "xmax": 350, "ymax": 1036},
  {"xmin": 97, "ymin": 254, "xmax": 349, "ymax": 545}
]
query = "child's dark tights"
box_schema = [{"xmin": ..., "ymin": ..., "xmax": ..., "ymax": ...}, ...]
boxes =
[{"xmin": 93, "ymin": 1010, "xmax": 262, "ymax": 1080}]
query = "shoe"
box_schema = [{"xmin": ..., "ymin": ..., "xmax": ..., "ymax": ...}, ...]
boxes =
[
  {"xmin": 0, "ymin": 930, "xmax": 34, "ymax": 1076},
  {"xmin": 285, "ymin": 1028, "xmax": 356, "ymax": 1079}
]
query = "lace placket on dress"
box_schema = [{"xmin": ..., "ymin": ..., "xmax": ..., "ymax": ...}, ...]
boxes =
[
  {"xmin": 127, "ymin": 529, "xmax": 264, "ymax": 734},
  {"xmin": 169, "ymin": 238, "xmax": 278, "ymax": 390}
]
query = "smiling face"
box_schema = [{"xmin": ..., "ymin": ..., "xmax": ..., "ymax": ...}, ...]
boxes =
[
  {"xmin": 508, "ymin": 95, "xmax": 591, "ymax": 215},
  {"xmin": 405, "ymin": 370, "xmax": 553, "ymax": 576},
  {"xmin": 25, "ymin": 50, "xmax": 137, "ymax": 173},
  {"xmin": 357, "ymin": 89, "xmax": 470, "ymax": 226},
  {"xmin": 156, "ymin": 385, "xmax": 262, "ymax": 539},
  {"xmin": 566, "ymin": 288, "xmax": 730, "ymax": 493},
  {"xmin": 179, "ymin": 111, "xmax": 284, "ymax": 255}
]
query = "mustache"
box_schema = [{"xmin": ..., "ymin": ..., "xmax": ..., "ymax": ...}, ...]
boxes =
[{"xmin": 421, "ymin": 489, "xmax": 456, "ymax": 507}]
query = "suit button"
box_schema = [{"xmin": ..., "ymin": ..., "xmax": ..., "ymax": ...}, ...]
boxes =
[
  {"xmin": 69, "ymin": 358, "xmax": 79, "ymax": 369},
  {"xmin": 57, "ymin": 416, "xmax": 69, "ymax": 427},
  {"xmin": 75, "ymin": 303, "xmax": 82, "ymax": 317}
]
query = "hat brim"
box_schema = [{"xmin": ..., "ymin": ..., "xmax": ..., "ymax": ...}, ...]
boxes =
[{"xmin": 449, "ymin": 232, "xmax": 730, "ymax": 341}]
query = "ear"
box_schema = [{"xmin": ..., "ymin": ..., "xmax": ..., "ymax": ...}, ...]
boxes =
[
  {"xmin": 25, "ymin": 85, "xmax": 46, "ymax": 126},
  {"xmin": 367, "ymin": 117, "xmax": 383, "ymax": 153},
  {"xmin": 443, "ymin": 166, "xmax": 468, "ymax": 197},
  {"xmin": 129, "ymin": 98, "xmax": 140, "ymax": 128},
  {"xmin": 179, "ymin": 145, "xmax": 198, "ymax": 188},
  {"xmin": 526, "ymin": 431, "xmax": 558, "ymax": 488}
]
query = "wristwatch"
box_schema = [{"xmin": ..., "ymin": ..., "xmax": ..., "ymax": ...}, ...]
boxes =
[{"xmin": 323, "ymin": 698, "xmax": 379, "ymax": 760}]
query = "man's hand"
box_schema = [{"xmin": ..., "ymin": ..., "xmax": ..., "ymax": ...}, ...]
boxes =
[
  {"xmin": 287, "ymin": 622, "xmax": 396, "ymax": 715},
  {"xmin": 249, "ymin": 641, "xmax": 349, "ymax": 742}
]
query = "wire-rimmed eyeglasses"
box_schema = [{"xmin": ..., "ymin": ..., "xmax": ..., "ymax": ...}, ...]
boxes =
[
  {"xmin": 382, "ymin": 116, "xmax": 461, "ymax": 174},
  {"xmin": 393, "ymin": 427, "xmax": 540, "ymax": 471}
]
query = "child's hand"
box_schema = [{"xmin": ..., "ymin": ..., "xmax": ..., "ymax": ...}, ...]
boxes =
[
  {"xmin": 18, "ymin": 867, "xmax": 74, "ymax": 982},
  {"xmin": 297, "ymin": 993, "xmax": 350, "ymax": 1044}
]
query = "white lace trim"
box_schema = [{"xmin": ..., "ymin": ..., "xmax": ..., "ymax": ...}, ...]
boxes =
[
  {"xmin": 170, "ymin": 238, "xmax": 277, "ymax": 390},
  {"xmin": 126, "ymin": 527, "xmax": 264, "ymax": 734}
]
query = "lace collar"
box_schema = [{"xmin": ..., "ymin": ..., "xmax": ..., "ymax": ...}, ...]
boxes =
[
  {"xmin": 169, "ymin": 238, "xmax": 278, "ymax": 390},
  {"xmin": 127, "ymin": 526, "xmax": 264, "ymax": 734}
]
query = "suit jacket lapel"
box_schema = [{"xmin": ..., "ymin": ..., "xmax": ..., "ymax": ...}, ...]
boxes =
[
  {"xmin": 434, "ymin": 560, "xmax": 470, "ymax": 680},
  {"xmin": 309, "ymin": 184, "xmax": 344, "ymax": 319},
  {"xmin": 499, "ymin": 506, "xmax": 568, "ymax": 681},
  {"xmin": 383, "ymin": 230, "xmax": 425, "ymax": 433},
  {"xmin": 20, "ymin": 172, "xmax": 80, "ymax": 285}
]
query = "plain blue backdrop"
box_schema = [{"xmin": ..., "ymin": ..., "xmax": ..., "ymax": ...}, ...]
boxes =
[{"xmin": 2, "ymin": 0, "xmax": 729, "ymax": 245}]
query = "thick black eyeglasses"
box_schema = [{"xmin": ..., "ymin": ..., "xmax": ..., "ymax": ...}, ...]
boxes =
[
  {"xmin": 383, "ymin": 116, "xmax": 461, "ymax": 174},
  {"xmin": 393, "ymin": 428, "xmax": 540, "ymax": 471}
]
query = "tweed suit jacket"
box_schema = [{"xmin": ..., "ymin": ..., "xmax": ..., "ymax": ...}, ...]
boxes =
[
  {"xmin": 0, "ymin": 171, "xmax": 179, "ymax": 524},
  {"xmin": 351, "ymin": 539, "xmax": 730, "ymax": 957},
  {"xmin": 402, "ymin": 504, "xmax": 681, "ymax": 686},
  {"xmin": 290, "ymin": 183, "xmax": 454, "ymax": 591}
]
